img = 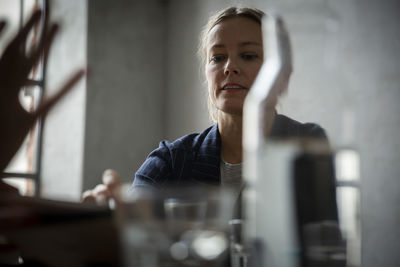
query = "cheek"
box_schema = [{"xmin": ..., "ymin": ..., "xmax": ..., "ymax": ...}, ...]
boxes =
[
  {"xmin": 205, "ymin": 67, "xmax": 218, "ymax": 92},
  {"xmin": 208, "ymin": 85, "xmax": 218, "ymax": 107},
  {"xmin": 248, "ymin": 64, "xmax": 263, "ymax": 85}
]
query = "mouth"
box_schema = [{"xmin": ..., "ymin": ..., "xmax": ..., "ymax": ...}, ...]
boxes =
[{"xmin": 221, "ymin": 83, "xmax": 247, "ymax": 91}]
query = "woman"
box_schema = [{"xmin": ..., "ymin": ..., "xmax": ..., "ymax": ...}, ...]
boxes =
[{"xmin": 83, "ymin": 7, "xmax": 326, "ymax": 204}]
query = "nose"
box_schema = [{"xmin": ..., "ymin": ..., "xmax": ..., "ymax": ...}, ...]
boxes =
[{"xmin": 224, "ymin": 58, "xmax": 240, "ymax": 76}]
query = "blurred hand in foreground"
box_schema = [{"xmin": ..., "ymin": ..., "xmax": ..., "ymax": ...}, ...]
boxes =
[{"xmin": 0, "ymin": 9, "xmax": 85, "ymax": 172}]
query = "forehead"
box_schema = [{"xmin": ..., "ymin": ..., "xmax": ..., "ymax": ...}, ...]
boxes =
[{"xmin": 206, "ymin": 17, "xmax": 262, "ymax": 48}]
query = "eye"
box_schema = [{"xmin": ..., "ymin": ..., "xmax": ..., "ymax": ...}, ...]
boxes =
[
  {"xmin": 241, "ymin": 53, "xmax": 259, "ymax": 61},
  {"xmin": 209, "ymin": 54, "xmax": 226, "ymax": 63}
]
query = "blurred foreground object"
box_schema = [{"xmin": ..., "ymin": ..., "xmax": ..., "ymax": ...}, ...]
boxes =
[
  {"xmin": 0, "ymin": 8, "xmax": 85, "ymax": 172},
  {"xmin": 117, "ymin": 186, "xmax": 235, "ymax": 267},
  {"xmin": 0, "ymin": 194, "xmax": 119, "ymax": 266},
  {"xmin": 243, "ymin": 14, "xmax": 361, "ymax": 267}
]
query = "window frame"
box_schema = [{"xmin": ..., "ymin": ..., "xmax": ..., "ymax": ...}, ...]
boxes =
[{"xmin": 1, "ymin": 0, "xmax": 48, "ymax": 197}]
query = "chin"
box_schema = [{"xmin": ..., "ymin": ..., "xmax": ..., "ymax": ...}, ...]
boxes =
[{"xmin": 218, "ymin": 105, "xmax": 244, "ymax": 117}]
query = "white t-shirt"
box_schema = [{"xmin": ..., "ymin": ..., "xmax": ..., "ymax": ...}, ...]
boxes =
[{"xmin": 220, "ymin": 159, "xmax": 243, "ymax": 199}]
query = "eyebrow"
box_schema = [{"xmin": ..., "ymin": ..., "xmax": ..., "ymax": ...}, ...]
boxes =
[{"xmin": 210, "ymin": 41, "xmax": 262, "ymax": 49}]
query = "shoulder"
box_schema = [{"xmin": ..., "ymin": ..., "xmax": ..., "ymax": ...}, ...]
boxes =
[
  {"xmin": 132, "ymin": 124, "xmax": 219, "ymax": 189},
  {"xmin": 271, "ymin": 114, "xmax": 327, "ymax": 140},
  {"xmin": 162, "ymin": 124, "xmax": 219, "ymax": 153}
]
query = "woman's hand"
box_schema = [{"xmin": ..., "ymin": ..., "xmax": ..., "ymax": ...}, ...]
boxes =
[
  {"xmin": 0, "ymin": 9, "xmax": 85, "ymax": 171},
  {"xmin": 82, "ymin": 169, "xmax": 122, "ymax": 208}
]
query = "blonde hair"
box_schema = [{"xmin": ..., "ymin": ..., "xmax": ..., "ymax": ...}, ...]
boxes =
[{"xmin": 198, "ymin": 7, "xmax": 265, "ymax": 123}]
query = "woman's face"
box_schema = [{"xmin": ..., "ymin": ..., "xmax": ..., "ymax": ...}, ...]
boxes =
[{"xmin": 205, "ymin": 17, "xmax": 263, "ymax": 117}]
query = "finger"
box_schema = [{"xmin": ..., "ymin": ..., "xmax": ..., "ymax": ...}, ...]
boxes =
[
  {"xmin": 11, "ymin": 10, "xmax": 42, "ymax": 47},
  {"xmin": 41, "ymin": 0, "xmax": 51, "ymax": 60},
  {"xmin": 0, "ymin": 21, "xmax": 6, "ymax": 37},
  {"xmin": 26, "ymin": 0, "xmax": 51, "ymax": 67},
  {"xmin": 102, "ymin": 169, "xmax": 122, "ymax": 209},
  {"xmin": 0, "ymin": 180, "xmax": 20, "ymax": 195},
  {"xmin": 82, "ymin": 190, "xmax": 95, "ymax": 203},
  {"xmin": 43, "ymin": 0, "xmax": 50, "ymax": 32},
  {"xmin": 16, "ymin": 24, "xmax": 58, "ymax": 90},
  {"xmin": 27, "ymin": 23, "xmax": 59, "ymax": 71},
  {"xmin": 93, "ymin": 184, "xmax": 109, "ymax": 194},
  {"xmin": 93, "ymin": 184, "xmax": 111, "ymax": 206},
  {"xmin": 102, "ymin": 169, "xmax": 122, "ymax": 189},
  {"xmin": 33, "ymin": 69, "xmax": 85, "ymax": 119},
  {"xmin": 0, "ymin": 11, "xmax": 43, "ymax": 90}
]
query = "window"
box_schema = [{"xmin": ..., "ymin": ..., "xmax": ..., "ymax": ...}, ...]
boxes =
[{"xmin": 1, "ymin": 0, "xmax": 47, "ymax": 196}]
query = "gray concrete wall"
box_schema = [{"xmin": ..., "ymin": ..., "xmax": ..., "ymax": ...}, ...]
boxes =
[
  {"xmin": 262, "ymin": 0, "xmax": 400, "ymax": 266},
  {"xmin": 83, "ymin": 0, "xmax": 167, "ymax": 189},
  {"xmin": 164, "ymin": 0, "xmax": 209, "ymax": 140},
  {"xmin": 41, "ymin": 0, "xmax": 87, "ymax": 200}
]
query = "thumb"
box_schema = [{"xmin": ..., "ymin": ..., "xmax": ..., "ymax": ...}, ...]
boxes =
[{"xmin": 102, "ymin": 169, "xmax": 121, "ymax": 192}]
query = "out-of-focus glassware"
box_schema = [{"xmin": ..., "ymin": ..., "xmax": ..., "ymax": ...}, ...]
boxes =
[
  {"xmin": 243, "ymin": 13, "xmax": 361, "ymax": 267},
  {"xmin": 334, "ymin": 110, "xmax": 361, "ymax": 267},
  {"xmin": 229, "ymin": 219, "xmax": 248, "ymax": 267},
  {"xmin": 117, "ymin": 186, "xmax": 235, "ymax": 267},
  {"xmin": 117, "ymin": 191, "xmax": 170, "ymax": 267}
]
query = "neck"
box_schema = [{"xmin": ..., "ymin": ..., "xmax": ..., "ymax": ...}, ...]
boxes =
[{"xmin": 218, "ymin": 112, "xmax": 243, "ymax": 164}]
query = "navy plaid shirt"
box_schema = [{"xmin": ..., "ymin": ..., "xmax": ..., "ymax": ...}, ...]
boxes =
[{"xmin": 131, "ymin": 114, "xmax": 327, "ymax": 191}]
